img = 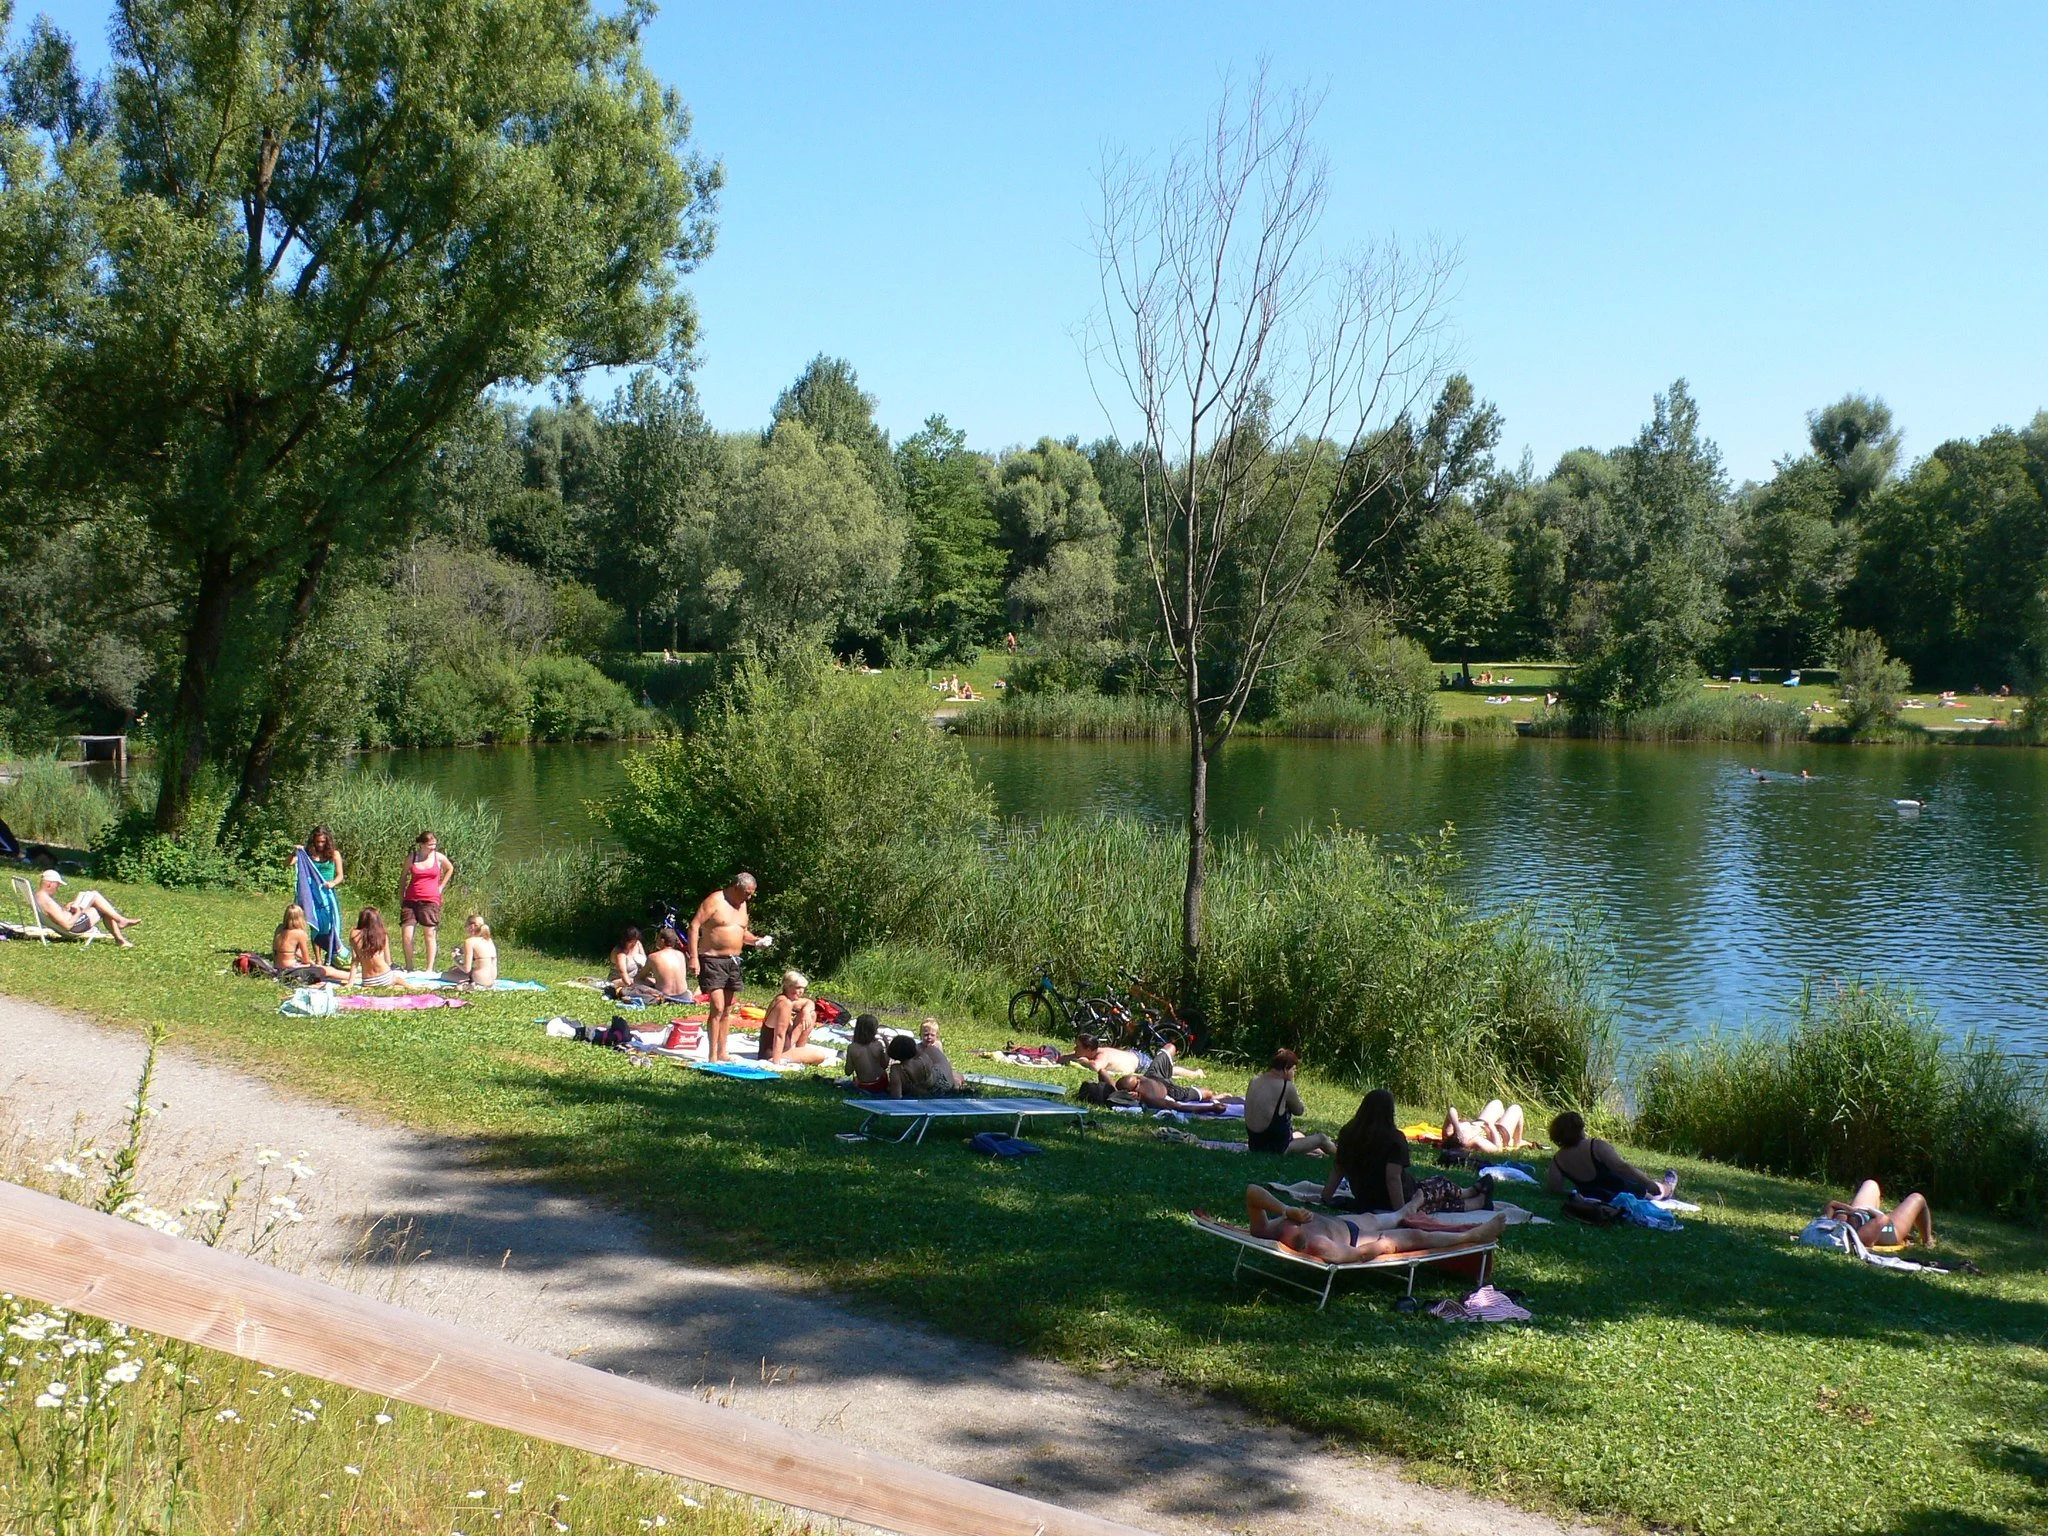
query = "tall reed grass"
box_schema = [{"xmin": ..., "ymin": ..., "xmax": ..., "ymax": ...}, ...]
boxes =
[
  {"xmin": 1531, "ymin": 693, "xmax": 1813, "ymax": 742},
  {"xmin": 0, "ymin": 756, "xmax": 123, "ymax": 848},
  {"xmin": 909, "ymin": 818, "xmax": 1616, "ymax": 1107},
  {"xmin": 948, "ymin": 691, "xmax": 1184, "ymax": 739},
  {"xmin": 1634, "ymin": 978, "xmax": 2048, "ymax": 1215},
  {"xmin": 1256, "ymin": 690, "xmax": 1439, "ymax": 739},
  {"xmin": 288, "ymin": 774, "xmax": 502, "ymax": 900},
  {"xmin": 487, "ymin": 842, "xmax": 629, "ymax": 953}
]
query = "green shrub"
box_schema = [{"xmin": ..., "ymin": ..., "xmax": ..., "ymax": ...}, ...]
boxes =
[
  {"xmin": 523, "ymin": 655, "xmax": 640, "ymax": 741},
  {"xmin": 387, "ymin": 662, "xmax": 533, "ymax": 746},
  {"xmin": 1526, "ymin": 691, "xmax": 1810, "ymax": 742},
  {"xmin": 1263, "ymin": 692, "xmax": 1431, "ymax": 739},
  {"xmin": 1835, "ymin": 628, "xmax": 1912, "ymax": 732},
  {"xmin": 1634, "ymin": 978, "xmax": 2048, "ymax": 1216},
  {"xmin": 90, "ymin": 775, "xmax": 279, "ymax": 890},
  {"xmin": 0, "ymin": 756, "xmax": 122, "ymax": 848},
  {"xmin": 289, "ymin": 775, "xmax": 501, "ymax": 901},
  {"xmin": 604, "ymin": 653, "xmax": 721, "ymax": 727},
  {"xmin": 601, "ymin": 653, "xmax": 990, "ymax": 972}
]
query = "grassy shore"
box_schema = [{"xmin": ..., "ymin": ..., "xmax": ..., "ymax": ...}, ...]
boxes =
[{"xmin": 3, "ymin": 884, "xmax": 2046, "ymax": 1534}]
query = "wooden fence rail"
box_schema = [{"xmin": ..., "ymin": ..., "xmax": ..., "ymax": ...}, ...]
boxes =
[{"xmin": 0, "ymin": 1180, "xmax": 1154, "ymax": 1536}]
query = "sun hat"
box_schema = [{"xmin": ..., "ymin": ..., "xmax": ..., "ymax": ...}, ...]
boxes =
[{"xmin": 39, "ymin": 869, "xmax": 65, "ymax": 885}]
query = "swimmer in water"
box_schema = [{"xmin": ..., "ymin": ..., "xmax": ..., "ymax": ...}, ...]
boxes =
[{"xmin": 1800, "ymin": 769, "xmax": 1812, "ymax": 780}]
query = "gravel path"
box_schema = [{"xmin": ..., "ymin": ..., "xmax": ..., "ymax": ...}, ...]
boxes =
[{"xmin": 0, "ymin": 995, "xmax": 1592, "ymax": 1536}]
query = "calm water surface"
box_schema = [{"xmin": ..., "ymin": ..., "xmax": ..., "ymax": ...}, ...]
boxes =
[{"xmin": 366, "ymin": 737, "xmax": 2048, "ymax": 1058}]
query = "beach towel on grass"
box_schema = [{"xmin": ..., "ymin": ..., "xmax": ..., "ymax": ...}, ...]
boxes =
[
  {"xmin": 334, "ymin": 992, "xmax": 468, "ymax": 1012},
  {"xmin": 1794, "ymin": 1217, "xmax": 1934, "ymax": 1272},
  {"xmin": 393, "ymin": 970, "xmax": 546, "ymax": 992},
  {"xmin": 691, "ymin": 1060, "xmax": 782, "ymax": 1081},
  {"xmin": 294, "ymin": 847, "xmax": 350, "ymax": 965}
]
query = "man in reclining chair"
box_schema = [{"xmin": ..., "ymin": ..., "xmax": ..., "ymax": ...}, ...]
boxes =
[{"xmin": 1241, "ymin": 1184, "xmax": 1506, "ymax": 1262}]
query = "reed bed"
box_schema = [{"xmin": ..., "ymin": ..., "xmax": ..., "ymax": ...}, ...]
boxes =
[
  {"xmin": 1530, "ymin": 692, "xmax": 1814, "ymax": 742},
  {"xmin": 947, "ymin": 690, "xmax": 1185, "ymax": 739},
  {"xmin": 0, "ymin": 755, "xmax": 124, "ymax": 848}
]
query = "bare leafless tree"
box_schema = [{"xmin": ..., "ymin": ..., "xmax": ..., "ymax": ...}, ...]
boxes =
[{"xmin": 1091, "ymin": 72, "xmax": 1455, "ymax": 997}]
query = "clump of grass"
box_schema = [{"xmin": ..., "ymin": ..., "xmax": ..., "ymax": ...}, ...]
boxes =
[
  {"xmin": 1256, "ymin": 691, "xmax": 1438, "ymax": 739},
  {"xmin": 0, "ymin": 755, "xmax": 123, "ymax": 848},
  {"xmin": 290, "ymin": 773, "xmax": 502, "ymax": 900},
  {"xmin": 1532, "ymin": 692, "xmax": 1812, "ymax": 742},
  {"xmin": 488, "ymin": 842, "xmax": 629, "ymax": 954},
  {"xmin": 1635, "ymin": 978, "xmax": 2048, "ymax": 1215},
  {"xmin": 912, "ymin": 817, "xmax": 1616, "ymax": 1107},
  {"xmin": 948, "ymin": 690, "xmax": 1184, "ymax": 739}
]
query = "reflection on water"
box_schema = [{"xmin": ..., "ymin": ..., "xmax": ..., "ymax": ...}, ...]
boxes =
[{"xmin": 364, "ymin": 737, "xmax": 2048, "ymax": 1059}]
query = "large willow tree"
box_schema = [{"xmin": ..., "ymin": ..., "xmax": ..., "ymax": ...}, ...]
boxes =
[{"xmin": 1, "ymin": 0, "xmax": 719, "ymax": 830}]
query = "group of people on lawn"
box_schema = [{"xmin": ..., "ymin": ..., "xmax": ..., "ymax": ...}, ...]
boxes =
[{"xmin": 269, "ymin": 827, "xmax": 497, "ymax": 989}]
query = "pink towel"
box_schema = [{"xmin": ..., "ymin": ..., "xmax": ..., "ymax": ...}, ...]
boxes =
[
  {"xmin": 1428, "ymin": 1285, "xmax": 1531, "ymax": 1323},
  {"xmin": 335, "ymin": 993, "xmax": 469, "ymax": 1011}
]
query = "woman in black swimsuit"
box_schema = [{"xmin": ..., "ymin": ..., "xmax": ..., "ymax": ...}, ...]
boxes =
[
  {"xmin": 1824, "ymin": 1180, "xmax": 1933, "ymax": 1249},
  {"xmin": 1545, "ymin": 1111, "xmax": 1677, "ymax": 1201}
]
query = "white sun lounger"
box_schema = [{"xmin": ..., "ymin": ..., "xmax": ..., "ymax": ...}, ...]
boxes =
[
  {"xmin": 1189, "ymin": 1214, "xmax": 1496, "ymax": 1311},
  {"xmin": 846, "ymin": 1096, "xmax": 1090, "ymax": 1145}
]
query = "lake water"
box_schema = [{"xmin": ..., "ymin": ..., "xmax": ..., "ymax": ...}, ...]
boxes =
[{"xmin": 363, "ymin": 736, "xmax": 2048, "ymax": 1060}]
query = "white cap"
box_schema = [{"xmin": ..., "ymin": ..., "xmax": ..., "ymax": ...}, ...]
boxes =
[{"xmin": 39, "ymin": 870, "xmax": 65, "ymax": 886}]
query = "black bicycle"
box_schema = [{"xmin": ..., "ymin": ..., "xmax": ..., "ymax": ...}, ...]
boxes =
[
  {"xmin": 1007, "ymin": 962, "xmax": 1113, "ymax": 1037},
  {"xmin": 1114, "ymin": 969, "xmax": 1200, "ymax": 1057}
]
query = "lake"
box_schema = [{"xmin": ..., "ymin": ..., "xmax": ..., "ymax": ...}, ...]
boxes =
[{"xmin": 362, "ymin": 735, "xmax": 2048, "ymax": 1059}]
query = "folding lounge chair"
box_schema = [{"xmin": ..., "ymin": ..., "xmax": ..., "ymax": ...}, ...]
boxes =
[
  {"xmin": 1188, "ymin": 1213, "xmax": 1495, "ymax": 1311},
  {"xmin": 846, "ymin": 1096, "xmax": 1091, "ymax": 1145},
  {"xmin": 9, "ymin": 875, "xmax": 98, "ymax": 945}
]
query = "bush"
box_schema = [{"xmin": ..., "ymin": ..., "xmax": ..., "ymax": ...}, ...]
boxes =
[
  {"xmin": 604, "ymin": 653, "xmax": 721, "ymax": 727},
  {"xmin": 601, "ymin": 653, "xmax": 990, "ymax": 972},
  {"xmin": 1634, "ymin": 978, "xmax": 2048, "ymax": 1216},
  {"xmin": 387, "ymin": 662, "xmax": 532, "ymax": 747},
  {"xmin": 91, "ymin": 775, "xmax": 279, "ymax": 890},
  {"xmin": 1835, "ymin": 628, "xmax": 1911, "ymax": 732},
  {"xmin": 0, "ymin": 756, "xmax": 122, "ymax": 848},
  {"xmin": 288, "ymin": 774, "xmax": 501, "ymax": 901},
  {"xmin": 523, "ymin": 655, "xmax": 640, "ymax": 741}
]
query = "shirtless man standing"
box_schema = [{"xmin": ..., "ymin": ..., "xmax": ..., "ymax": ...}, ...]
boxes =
[{"xmin": 689, "ymin": 873, "xmax": 772, "ymax": 1061}]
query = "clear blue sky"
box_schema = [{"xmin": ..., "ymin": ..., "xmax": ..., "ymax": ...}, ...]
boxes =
[{"xmin": 19, "ymin": 2, "xmax": 2048, "ymax": 481}]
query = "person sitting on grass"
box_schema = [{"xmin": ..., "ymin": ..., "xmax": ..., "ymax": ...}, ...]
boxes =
[
  {"xmin": 637, "ymin": 928, "xmax": 694, "ymax": 1002},
  {"xmin": 34, "ymin": 871, "xmax": 139, "ymax": 946},
  {"xmin": 1244, "ymin": 1050, "xmax": 1335, "ymax": 1156},
  {"xmin": 348, "ymin": 907, "xmax": 397, "ymax": 986},
  {"xmin": 1238, "ymin": 1185, "xmax": 1507, "ymax": 1263},
  {"xmin": 609, "ymin": 925, "xmax": 647, "ymax": 988},
  {"xmin": 1824, "ymin": 1180, "xmax": 1933, "ymax": 1250},
  {"xmin": 758, "ymin": 971, "xmax": 834, "ymax": 1066},
  {"xmin": 1112, "ymin": 1072, "xmax": 1240, "ymax": 1113},
  {"xmin": 274, "ymin": 904, "xmax": 348, "ymax": 983},
  {"xmin": 1328, "ymin": 1089, "xmax": 1492, "ymax": 1213},
  {"xmin": 1545, "ymin": 1111, "xmax": 1677, "ymax": 1201},
  {"xmin": 887, "ymin": 1034, "xmax": 956, "ymax": 1098},
  {"xmin": 845, "ymin": 1014, "xmax": 891, "ymax": 1094},
  {"xmin": 440, "ymin": 914, "xmax": 499, "ymax": 989},
  {"xmin": 917, "ymin": 1019, "xmax": 966, "ymax": 1090},
  {"xmin": 1442, "ymin": 1099, "xmax": 1534, "ymax": 1152}
]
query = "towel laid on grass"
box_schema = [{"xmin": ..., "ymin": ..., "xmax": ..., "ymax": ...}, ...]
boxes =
[
  {"xmin": 394, "ymin": 970, "xmax": 546, "ymax": 992},
  {"xmin": 335, "ymin": 993, "xmax": 468, "ymax": 1012},
  {"xmin": 691, "ymin": 1060, "xmax": 784, "ymax": 1081}
]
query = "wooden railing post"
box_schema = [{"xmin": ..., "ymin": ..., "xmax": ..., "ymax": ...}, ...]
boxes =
[{"xmin": 0, "ymin": 1180, "xmax": 1155, "ymax": 1536}]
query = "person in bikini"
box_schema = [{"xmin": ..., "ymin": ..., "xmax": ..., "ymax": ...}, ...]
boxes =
[
  {"xmin": 1824, "ymin": 1180, "xmax": 1933, "ymax": 1250},
  {"xmin": 349, "ymin": 907, "xmax": 397, "ymax": 986},
  {"xmin": 688, "ymin": 873, "xmax": 772, "ymax": 1062},
  {"xmin": 274, "ymin": 903, "xmax": 348, "ymax": 982},
  {"xmin": 1545, "ymin": 1111, "xmax": 1677, "ymax": 1201},
  {"xmin": 758, "ymin": 971, "xmax": 834, "ymax": 1066},
  {"xmin": 1238, "ymin": 1185, "xmax": 1507, "ymax": 1262},
  {"xmin": 1442, "ymin": 1099, "xmax": 1533, "ymax": 1152},
  {"xmin": 609, "ymin": 925, "xmax": 647, "ymax": 989},
  {"xmin": 441, "ymin": 914, "xmax": 498, "ymax": 988}
]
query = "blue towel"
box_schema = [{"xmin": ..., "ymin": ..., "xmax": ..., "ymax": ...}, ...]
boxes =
[
  {"xmin": 295, "ymin": 847, "xmax": 350, "ymax": 964},
  {"xmin": 691, "ymin": 1061, "xmax": 782, "ymax": 1081}
]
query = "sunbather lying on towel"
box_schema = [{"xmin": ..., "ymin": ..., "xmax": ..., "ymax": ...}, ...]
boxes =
[
  {"xmin": 1241, "ymin": 1185, "xmax": 1507, "ymax": 1263},
  {"xmin": 1112, "ymin": 1072, "xmax": 1240, "ymax": 1112},
  {"xmin": 1442, "ymin": 1099, "xmax": 1533, "ymax": 1151},
  {"xmin": 1545, "ymin": 1112, "xmax": 1676, "ymax": 1201},
  {"xmin": 1062, "ymin": 1034, "xmax": 1148, "ymax": 1078},
  {"xmin": 1823, "ymin": 1180, "xmax": 1933, "ymax": 1250}
]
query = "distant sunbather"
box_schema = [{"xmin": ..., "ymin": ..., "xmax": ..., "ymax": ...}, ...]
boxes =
[
  {"xmin": 1824, "ymin": 1180, "xmax": 1933, "ymax": 1249},
  {"xmin": 1546, "ymin": 1112, "xmax": 1676, "ymax": 1201},
  {"xmin": 1241, "ymin": 1185, "xmax": 1507, "ymax": 1263},
  {"xmin": 1442, "ymin": 1099, "xmax": 1531, "ymax": 1152},
  {"xmin": 1112, "ymin": 1072, "xmax": 1239, "ymax": 1112},
  {"xmin": 887, "ymin": 1033, "xmax": 955, "ymax": 1098},
  {"xmin": 1062, "ymin": 1034, "xmax": 1148, "ymax": 1078},
  {"xmin": 637, "ymin": 928, "xmax": 694, "ymax": 1001},
  {"xmin": 34, "ymin": 870, "xmax": 138, "ymax": 946},
  {"xmin": 1243, "ymin": 1051, "xmax": 1334, "ymax": 1156}
]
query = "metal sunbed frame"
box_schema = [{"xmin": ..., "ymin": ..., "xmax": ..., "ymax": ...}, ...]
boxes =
[{"xmin": 1189, "ymin": 1214, "xmax": 1496, "ymax": 1311}]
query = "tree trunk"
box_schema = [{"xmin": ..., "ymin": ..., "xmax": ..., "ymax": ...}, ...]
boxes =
[
  {"xmin": 226, "ymin": 539, "xmax": 335, "ymax": 832},
  {"xmin": 1181, "ymin": 664, "xmax": 1208, "ymax": 1008},
  {"xmin": 154, "ymin": 548, "xmax": 239, "ymax": 834}
]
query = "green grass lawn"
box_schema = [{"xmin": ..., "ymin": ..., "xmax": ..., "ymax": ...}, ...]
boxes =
[{"xmin": 5, "ymin": 883, "xmax": 2047, "ymax": 1535}]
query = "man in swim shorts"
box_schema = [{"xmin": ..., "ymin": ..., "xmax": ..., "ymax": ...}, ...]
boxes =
[
  {"xmin": 689, "ymin": 872, "xmax": 771, "ymax": 1062},
  {"xmin": 1240, "ymin": 1185, "xmax": 1506, "ymax": 1263}
]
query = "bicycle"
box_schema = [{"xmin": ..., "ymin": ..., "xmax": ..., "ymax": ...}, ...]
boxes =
[
  {"xmin": 1007, "ymin": 962, "xmax": 1114, "ymax": 1037},
  {"xmin": 1115, "ymin": 969, "xmax": 1201, "ymax": 1057}
]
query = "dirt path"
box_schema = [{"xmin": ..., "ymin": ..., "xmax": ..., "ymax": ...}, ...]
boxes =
[{"xmin": 0, "ymin": 995, "xmax": 1592, "ymax": 1536}]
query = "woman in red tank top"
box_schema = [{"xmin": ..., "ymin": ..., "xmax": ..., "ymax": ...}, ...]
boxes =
[{"xmin": 398, "ymin": 830, "xmax": 455, "ymax": 972}]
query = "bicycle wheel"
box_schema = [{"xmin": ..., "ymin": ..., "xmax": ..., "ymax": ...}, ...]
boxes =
[{"xmin": 1009, "ymin": 987, "xmax": 1053, "ymax": 1034}]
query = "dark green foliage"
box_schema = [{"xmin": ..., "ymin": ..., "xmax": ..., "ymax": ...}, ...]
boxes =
[
  {"xmin": 1403, "ymin": 508, "xmax": 1510, "ymax": 677},
  {"xmin": 1834, "ymin": 628, "xmax": 1912, "ymax": 731},
  {"xmin": 1334, "ymin": 374, "xmax": 1502, "ymax": 604},
  {"xmin": 1808, "ymin": 393, "xmax": 1902, "ymax": 516},
  {"xmin": 893, "ymin": 416, "xmax": 1004, "ymax": 658},
  {"xmin": 771, "ymin": 355, "xmax": 903, "ymax": 513},
  {"xmin": 1722, "ymin": 457, "xmax": 1852, "ymax": 669},
  {"xmin": 600, "ymin": 654, "xmax": 990, "ymax": 972},
  {"xmin": 1636, "ymin": 979, "xmax": 2048, "ymax": 1216}
]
